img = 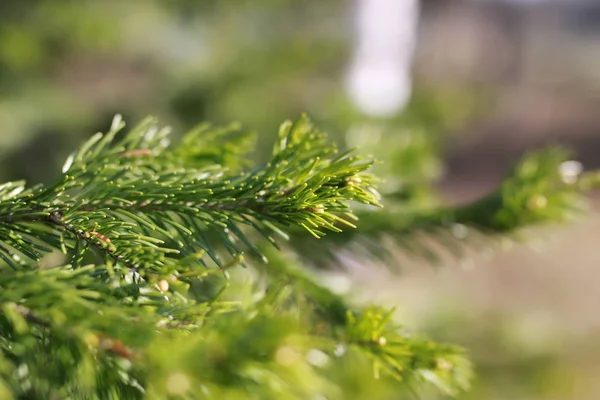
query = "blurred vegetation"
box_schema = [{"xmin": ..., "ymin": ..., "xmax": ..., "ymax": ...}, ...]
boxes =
[{"xmin": 0, "ymin": 1, "xmax": 596, "ymax": 399}]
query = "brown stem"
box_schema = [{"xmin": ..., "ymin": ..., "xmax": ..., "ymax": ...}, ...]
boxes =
[{"xmin": 47, "ymin": 212, "xmax": 138, "ymax": 270}]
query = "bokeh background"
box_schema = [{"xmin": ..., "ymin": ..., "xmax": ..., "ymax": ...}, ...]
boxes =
[{"xmin": 1, "ymin": 1, "xmax": 600, "ymax": 399}]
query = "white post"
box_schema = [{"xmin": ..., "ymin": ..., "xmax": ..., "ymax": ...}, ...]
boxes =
[{"xmin": 345, "ymin": 0, "xmax": 420, "ymax": 118}]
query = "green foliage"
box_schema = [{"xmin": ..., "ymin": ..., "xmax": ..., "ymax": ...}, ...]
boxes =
[
  {"xmin": 452, "ymin": 148, "xmax": 587, "ymax": 231},
  {"xmin": 1, "ymin": 2, "xmax": 595, "ymax": 399},
  {"xmin": 0, "ymin": 116, "xmax": 474, "ymax": 399},
  {"xmin": 292, "ymin": 147, "xmax": 596, "ymax": 270}
]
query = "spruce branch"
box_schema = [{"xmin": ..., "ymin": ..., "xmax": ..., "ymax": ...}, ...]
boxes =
[
  {"xmin": 0, "ymin": 114, "xmax": 379, "ymax": 275},
  {"xmin": 0, "ymin": 246, "xmax": 472, "ymax": 399},
  {"xmin": 0, "ymin": 115, "xmax": 477, "ymax": 399},
  {"xmin": 251, "ymin": 246, "xmax": 472, "ymax": 396},
  {"xmin": 293, "ymin": 147, "xmax": 598, "ymax": 268}
]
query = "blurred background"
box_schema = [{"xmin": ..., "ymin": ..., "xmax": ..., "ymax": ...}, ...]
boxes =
[{"xmin": 1, "ymin": 0, "xmax": 600, "ymax": 398}]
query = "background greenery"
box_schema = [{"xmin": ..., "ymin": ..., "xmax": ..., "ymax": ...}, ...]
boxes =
[{"xmin": 1, "ymin": 1, "xmax": 599, "ymax": 399}]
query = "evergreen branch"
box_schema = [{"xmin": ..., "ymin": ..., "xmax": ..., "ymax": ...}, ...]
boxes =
[
  {"xmin": 0, "ymin": 115, "xmax": 475, "ymax": 398},
  {"xmin": 0, "ymin": 265, "xmax": 163, "ymax": 399},
  {"xmin": 0, "ymin": 257, "xmax": 471, "ymax": 399},
  {"xmin": 252, "ymin": 246, "xmax": 473, "ymax": 396},
  {"xmin": 0, "ymin": 115, "xmax": 379, "ymax": 274},
  {"xmin": 343, "ymin": 306, "xmax": 472, "ymax": 396},
  {"xmin": 293, "ymin": 147, "xmax": 596, "ymax": 268}
]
